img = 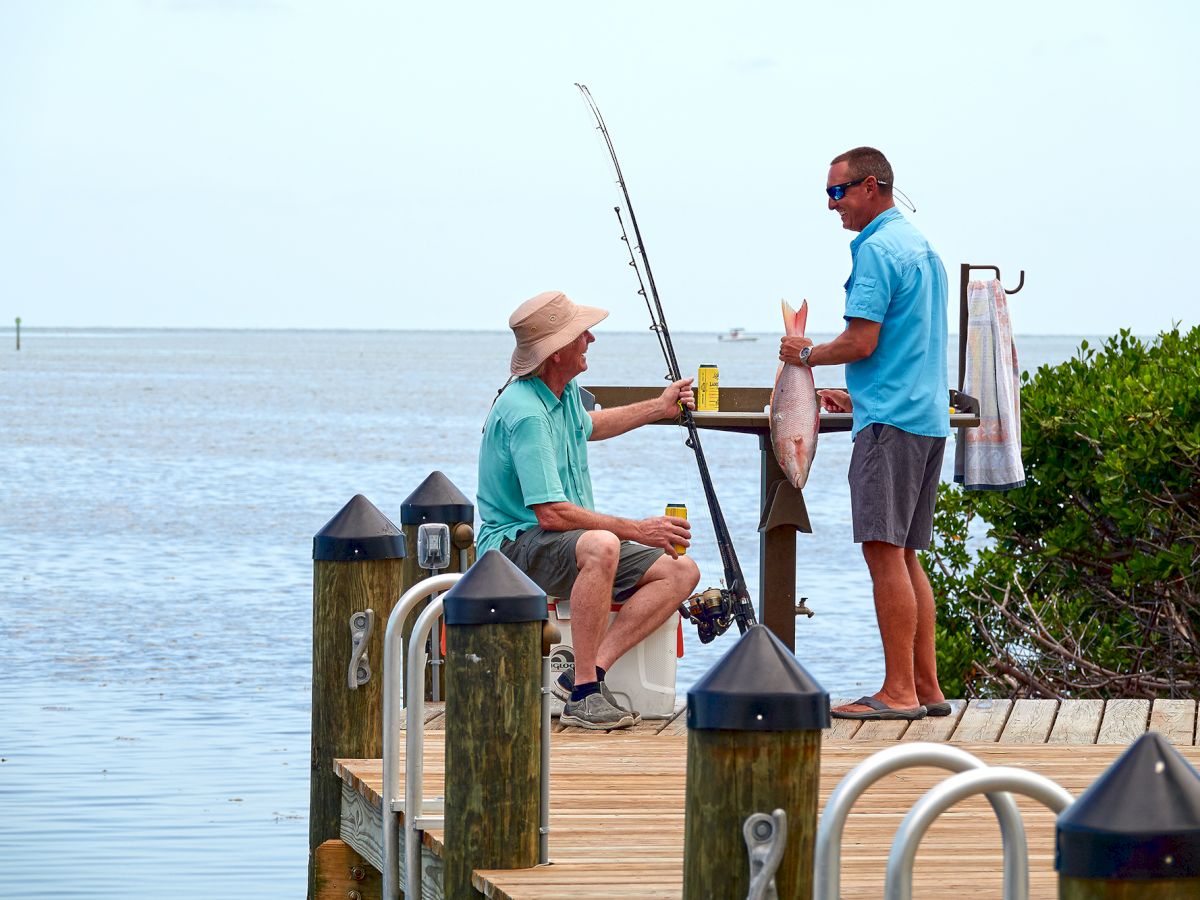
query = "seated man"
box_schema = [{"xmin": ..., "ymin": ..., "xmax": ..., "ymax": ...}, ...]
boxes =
[{"xmin": 476, "ymin": 290, "xmax": 700, "ymax": 730}]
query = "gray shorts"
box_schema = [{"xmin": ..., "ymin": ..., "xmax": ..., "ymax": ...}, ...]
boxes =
[
  {"xmin": 849, "ymin": 423, "xmax": 947, "ymax": 550},
  {"xmin": 498, "ymin": 527, "xmax": 665, "ymax": 601}
]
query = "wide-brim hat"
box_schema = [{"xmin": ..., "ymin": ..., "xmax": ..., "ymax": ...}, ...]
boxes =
[{"xmin": 509, "ymin": 291, "xmax": 609, "ymax": 376}]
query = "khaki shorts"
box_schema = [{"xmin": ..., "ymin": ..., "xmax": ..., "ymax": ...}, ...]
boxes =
[
  {"xmin": 499, "ymin": 527, "xmax": 665, "ymax": 601},
  {"xmin": 849, "ymin": 423, "xmax": 947, "ymax": 550}
]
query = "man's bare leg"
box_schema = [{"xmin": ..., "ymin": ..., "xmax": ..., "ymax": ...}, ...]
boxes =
[
  {"xmin": 596, "ymin": 553, "xmax": 700, "ymax": 672},
  {"xmin": 568, "ymin": 530, "xmax": 621, "ymax": 685},
  {"xmin": 906, "ymin": 548, "xmax": 945, "ymax": 707},
  {"xmin": 833, "ymin": 540, "xmax": 920, "ymax": 712}
]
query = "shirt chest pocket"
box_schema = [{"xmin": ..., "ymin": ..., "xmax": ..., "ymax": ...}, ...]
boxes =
[{"xmin": 560, "ymin": 422, "xmax": 589, "ymax": 491}]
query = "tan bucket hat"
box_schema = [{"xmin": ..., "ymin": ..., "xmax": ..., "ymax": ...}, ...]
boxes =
[{"xmin": 509, "ymin": 291, "xmax": 609, "ymax": 376}]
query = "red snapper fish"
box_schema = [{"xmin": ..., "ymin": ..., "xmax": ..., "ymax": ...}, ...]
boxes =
[{"xmin": 770, "ymin": 299, "xmax": 819, "ymax": 489}]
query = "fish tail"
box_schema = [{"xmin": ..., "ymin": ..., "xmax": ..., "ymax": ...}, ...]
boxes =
[
  {"xmin": 781, "ymin": 298, "xmax": 808, "ymax": 337},
  {"xmin": 781, "ymin": 298, "xmax": 796, "ymax": 335}
]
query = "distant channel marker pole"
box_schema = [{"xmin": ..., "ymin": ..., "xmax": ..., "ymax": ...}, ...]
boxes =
[{"xmin": 14, "ymin": 317, "xmax": 19, "ymax": 351}]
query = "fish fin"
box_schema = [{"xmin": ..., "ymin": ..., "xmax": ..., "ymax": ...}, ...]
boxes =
[
  {"xmin": 781, "ymin": 298, "xmax": 808, "ymax": 337},
  {"xmin": 777, "ymin": 301, "xmax": 796, "ymax": 336}
]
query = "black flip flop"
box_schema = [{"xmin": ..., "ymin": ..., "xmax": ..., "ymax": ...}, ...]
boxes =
[
  {"xmin": 924, "ymin": 701, "xmax": 953, "ymax": 717},
  {"xmin": 831, "ymin": 695, "xmax": 927, "ymax": 721}
]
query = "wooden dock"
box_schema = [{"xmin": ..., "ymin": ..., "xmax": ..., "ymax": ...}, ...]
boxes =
[{"xmin": 334, "ymin": 698, "xmax": 1200, "ymax": 898}]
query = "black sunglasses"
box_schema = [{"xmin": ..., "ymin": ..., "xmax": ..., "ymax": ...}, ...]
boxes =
[{"xmin": 826, "ymin": 177, "xmax": 890, "ymax": 201}]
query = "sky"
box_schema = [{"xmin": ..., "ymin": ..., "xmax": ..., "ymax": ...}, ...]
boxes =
[{"xmin": 1, "ymin": 1, "xmax": 1197, "ymax": 336}]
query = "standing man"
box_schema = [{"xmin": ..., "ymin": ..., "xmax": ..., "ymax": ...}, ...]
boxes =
[
  {"xmin": 780, "ymin": 147, "xmax": 951, "ymax": 721},
  {"xmin": 478, "ymin": 290, "xmax": 700, "ymax": 730}
]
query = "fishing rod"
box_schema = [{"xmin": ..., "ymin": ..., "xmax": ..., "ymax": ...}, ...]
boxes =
[{"xmin": 576, "ymin": 82, "xmax": 755, "ymax": 642}]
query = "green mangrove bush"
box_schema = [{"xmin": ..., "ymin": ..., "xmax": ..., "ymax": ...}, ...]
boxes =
[{"xmin": 925, "ymin": 326, "xmax": 1200, "ymax": 699}]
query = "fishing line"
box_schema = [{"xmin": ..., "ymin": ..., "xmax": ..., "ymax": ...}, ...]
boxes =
[{"xmin": 576, "ymin": 82, "xmax": 756, "ymax": 641}]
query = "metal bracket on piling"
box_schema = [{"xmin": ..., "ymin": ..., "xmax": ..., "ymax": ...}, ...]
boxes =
[
  {"xmin": 744, "ymin": 809, "xmax": 787, "ymax": 900},
  {"xmin": 347, "ymin": 609, "xmax": 375, "ymax": 689}
]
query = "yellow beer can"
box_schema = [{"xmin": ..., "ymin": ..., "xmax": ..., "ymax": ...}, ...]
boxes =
[
  {"xmin": 697, "ymin": 364, "xmax": 719, "ymax": 411},
  {"xmin": 664, "ymin": 503, "xmax": 688, "ymax": 555}
]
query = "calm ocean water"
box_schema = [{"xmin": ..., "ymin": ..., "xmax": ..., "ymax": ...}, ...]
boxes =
[{"xmin": 0, "ymin": 327, "xmax": 1089, "ymax": 896}]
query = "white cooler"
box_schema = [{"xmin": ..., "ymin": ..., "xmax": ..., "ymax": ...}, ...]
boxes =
[{"xmin": 547, "ymin": 597, "xmax": 683, "ymax": 720}]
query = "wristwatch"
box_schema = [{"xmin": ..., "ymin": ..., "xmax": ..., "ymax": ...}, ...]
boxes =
[{"xmin": 799, "ymin": 345, "xmax": 813, "ymax": 366}]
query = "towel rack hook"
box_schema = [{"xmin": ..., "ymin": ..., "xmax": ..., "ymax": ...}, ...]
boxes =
[{"xmin": 957, "ymin": 264, "xmax": 1025, "ymax": 392}]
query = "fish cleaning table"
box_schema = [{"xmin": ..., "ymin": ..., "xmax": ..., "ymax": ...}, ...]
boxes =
[{"xmin": 585, "ymin": 385, "xmax": 979, "ymax": 651}]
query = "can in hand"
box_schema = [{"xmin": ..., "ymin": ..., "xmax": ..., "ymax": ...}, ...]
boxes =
[
  {"xmin": 664, "ymin": 503, "xmax": 688, "ymax": 555},
  {"xmin": 697, "ymin": 364, "xmax": 719, "ymax": 411}
]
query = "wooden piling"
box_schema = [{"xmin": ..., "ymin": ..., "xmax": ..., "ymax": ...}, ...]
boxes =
[
  {"xmin": 683, "ymin": 624, "xmax": 828, "ymax": 899},
  {"xmin": 309, "ymin": 494, "xmax": 406, "ymax": 899},
  {"xmin": 399, "ymin": 471, "xmax": 475, "ymax": 701},
  {"xmin": 441, "ymin": 550, "xmax": 547, "ymax": 900},
  {"xmin": 14, "ymin": 317, "xmax": 20, "ymax": 351},
  {"xmin": 1058, "ymin": 733, "xmax": 1200, "ymax": 899}
]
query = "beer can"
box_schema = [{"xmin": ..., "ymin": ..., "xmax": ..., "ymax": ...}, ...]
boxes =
[
  {"xmin": 697, "ymin": 364, "xmax": 719, "ymax": 411},
  {"xmin": 665, "ymin": 503, "xmax": 688, "ymax": 555}
]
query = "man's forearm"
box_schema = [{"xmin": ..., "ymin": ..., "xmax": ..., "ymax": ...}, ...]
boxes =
[
  {"xmin": 535, "ymin": 501, "xmax": 642, "ymax": 540},
  {"xmin": 807, "ymin": 331, "xmax": 872, "ymax": 366},
  {"xmin": 588, "ymin": 398, "xmax": 666, "ymax": 441}
]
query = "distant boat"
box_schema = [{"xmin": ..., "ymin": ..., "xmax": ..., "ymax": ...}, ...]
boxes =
[{"xmin": 718, "ymin": 327, "xmax": 757, "ymax": 342}]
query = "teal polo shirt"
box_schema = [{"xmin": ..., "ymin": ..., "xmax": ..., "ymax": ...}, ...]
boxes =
[
  {"xmin": 843, "ymin": 207, "xmax": 950, "ymax": 439},
  {"xmin": 476, "ymin": 376, "xmax": 595, "ymax": 553}
]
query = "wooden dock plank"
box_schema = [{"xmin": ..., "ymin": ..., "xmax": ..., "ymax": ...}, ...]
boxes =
[
  {"xmin": 950, "ymin": 699, "xmax": 1012, "ymax": 742},
  {"xmin": 852, "ymin": 719, "xmax": 912, "ymax": 741},
  {"xmin": 1048, "ymin": 699, "xmax": 1103, "ymax": 744},
  {"xmin": 341, "ymin": 736, "xmax": 1200, "ymax": 900},
  {"xmin": 902, "ymin": 701, "xmax": 965, "ymax": 742},
  {"xmin": 1097, "ymin": 699, "xmax": 1150, "ymax": 744},
  {"xmin": 825, "ymin": 700, "xmax": 862, "ymax": 740},
  {"xmin": 1149, "ymin": 699, "xmax": 1195, "ymax": 745},
  {"xmin": 998, "ymin": 698, "xmax": 1057, "ymax": 744}
]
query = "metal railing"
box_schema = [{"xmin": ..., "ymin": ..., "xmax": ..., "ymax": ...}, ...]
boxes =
[
  {"xmin": 381, "ymin": 572, "xmax": 552, "ymax": 900},
  {"xmin": 885, "ymin": 766, "xmax": 1072, "ymax": 900},
  {"xmin": 815, "ymin": 743, "xmax": 1030, "ymax": 900},
  {"xmin": 381, "ymin": 573, "xmax": 461, "ymax": 900}
]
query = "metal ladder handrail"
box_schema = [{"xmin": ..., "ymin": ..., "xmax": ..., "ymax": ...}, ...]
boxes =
[
  {"xmin": 885, "ymin": 766, "xmax": 1073, "ymax": 900},
  {"xmin": 814, "ymin": 743, "xmax": 1030, "ymax": 900},
  {"xmin": 402, "ymin": 594, "xmax": 450, "ymax": 900},
  {"xmin": 381, "ymin": 573, "xmax": 462, "ymax": 900}
]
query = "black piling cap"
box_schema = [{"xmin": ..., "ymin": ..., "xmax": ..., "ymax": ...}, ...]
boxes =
[
  {"xmin": 400, "ymin": 471, "xmax": 474, "ymax": 525},
  {"xmin": 687, "ymin": 624, "xmax": 829, "ymax": 731},
  {"xmin": 442, "ymin": 550, "xmax": 547, "ymax": 626},
  {"xmin": 1057, "ymin": 731, "xmax": 1200, "ymax": 879},
  {"xmin": 313, "ymin": 494, "xmax": 406, "ymax": 561}
]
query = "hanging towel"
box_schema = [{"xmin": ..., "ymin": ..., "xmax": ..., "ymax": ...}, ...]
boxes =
[{"xmin": 953, "ymin": 278, "xmax": 1026, "ymax": 490}]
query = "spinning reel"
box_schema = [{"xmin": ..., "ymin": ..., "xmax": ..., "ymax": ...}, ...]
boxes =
[
  {"xmin": 680, "ymin": 587, "xmax": 736, "ymax": 644},
  {"xmin": 681, "ymin": 587, "xmax": 816, "ymax": 644}
]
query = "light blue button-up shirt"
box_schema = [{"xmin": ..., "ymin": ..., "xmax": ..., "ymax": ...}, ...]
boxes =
[
  {"xmin": 843, "ymin": 208, "xmax": 949, "ymax": 439},
  {"xmin": 476, "ymin": 376, "xmax": 595, "ymax": 553}
]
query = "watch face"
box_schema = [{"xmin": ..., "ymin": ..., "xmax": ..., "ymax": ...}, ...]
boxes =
[{"xmin": 800, "ymin": 346, "xmax": 811, "ymax": 362}]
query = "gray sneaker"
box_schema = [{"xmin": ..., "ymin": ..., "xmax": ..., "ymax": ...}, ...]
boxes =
[
  {"xmin": 552, "ymin": 669, "xmax": 642, "ymax": 725},
  {"xmin": 560, "ymin": 691, "xmax": 636, "ymax": 730}
]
